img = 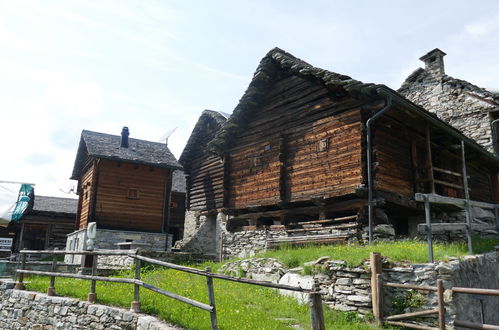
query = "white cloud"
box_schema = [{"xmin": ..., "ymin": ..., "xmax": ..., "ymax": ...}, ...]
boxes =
[{"xmin": 464, "ymin": 15, "xmax": 499, "ymax": 38}]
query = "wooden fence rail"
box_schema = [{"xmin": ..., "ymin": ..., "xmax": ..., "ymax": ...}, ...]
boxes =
[{"xmin": 14, "ymin": 249, "xmax": 326, "ymax": 330}]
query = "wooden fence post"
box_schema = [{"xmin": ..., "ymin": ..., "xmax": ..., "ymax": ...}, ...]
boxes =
[
  {"xmin": 205, "ymin": 267, "xmax": 218, "ymax": 330},
  {"xmin": 131, "ymin": 258, "xmax": 141, "ymax": 312},
  {"xmin": 370, "ymin": 252, "xmax": 382, "ymax": 323},
  {"xmin": 88, "ymin": 255, "xmax": 97, "ymax": 303},
  {"xmin": 47, "ymin": 248, "xmax": 58, "ymax": 296},
  {"xmin": 437, "ymin": 279, "xmax": 446, "ymax": 330},
  {"xmin": 309, "ymin": 280, "xmax": 325, "ymax": 330},
  {"xmin": 14, "ymin": 250, "xmax": 26, "ymax": 290},
  {"xmin": 376, "ymin": 274, "xmax": 384, "ymax": 325}
]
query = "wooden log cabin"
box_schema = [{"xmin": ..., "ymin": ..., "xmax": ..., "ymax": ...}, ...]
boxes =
[
  {"xmin": 16, "ymin": 195, "xmax": 77, "ymax": 251},
  {"xmin": 70, "ymin": 127, "xmax": 182, "ymax": 248},
  {"xmin": 185, "ymin": 48, "xmax": 499, "ymax": 248}
]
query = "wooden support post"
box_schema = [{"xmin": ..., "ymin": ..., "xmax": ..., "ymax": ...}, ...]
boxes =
[
  {"xmin": 370, "ymin": 252, "xmax": 382, "ymax": 323},
  {"xmin": 426, "ymin": 126, "xmax": 435, "ymax": 194},
  {"xmin": 437, "ymin": 279, "xmax": 446, "ymax": 330},
  {"xmin": 47, "ymin": 248, "xmax": 58, "ymax": 296},
  {"xmin": 205, "ymin": 267, "xmax": 218, "ymax": 330},
  {"xmin": 309, "ymin": 281, "xmax": 325, "ymax": 330},
  {"xmin": 424, "ymin": 195, "xmax": 434, "ymax": 263},
  {"xmin": 495, "ymin": 205, "xmax": 499, "ymax": 233},
  {"xmin": 14, "ymin": 250, "xmax": 26, "ymax": 290},
  {"xmin": 376, "ymin": 274, "xmax": 384, "ymax": 325},
  {"xmin": 87, "ymin": 255, "xmax": 97, "ymax": 303},
  {"xmin": 461, "ymin": 141, "xmax": 473, "ymax": 255},
  {"xmin": 130, "ymin": 258, "xmax": 141, "ymax": 312}
]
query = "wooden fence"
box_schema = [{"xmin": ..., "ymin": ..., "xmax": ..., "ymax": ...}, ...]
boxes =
[
  {"xmin": 370, "ymin": 252, "xmax": 499, "ymax": 330},
  {"xmin": 14, "ymin": 249, "xmax": 326, "ymax": 330}
]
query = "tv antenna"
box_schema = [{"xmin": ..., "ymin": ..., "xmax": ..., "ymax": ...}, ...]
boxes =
[{"xmin": 159, "ymin": 127, "xmax": 177, "ymax": 145}]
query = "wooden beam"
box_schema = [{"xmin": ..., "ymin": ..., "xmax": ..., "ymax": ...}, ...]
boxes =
[
  {"xmin": 414, "ymin": 193, "xmax": 498, "ymax": 210},
  {"xmin": 417, "ymin": 223, "xmax": 497, "ymax": 233}
]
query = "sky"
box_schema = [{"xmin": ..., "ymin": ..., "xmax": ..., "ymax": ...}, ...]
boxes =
[{"xmin": 1, "ymin": 0, "xmax": 499, "ymax": 211}]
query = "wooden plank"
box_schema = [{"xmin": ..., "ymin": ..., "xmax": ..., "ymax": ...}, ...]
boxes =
[
  {"xmin": 417, "ymin": 223, "xmax": 497, "ymax": 233},
  {"xmin": 414, "ymin": 193, "xmax": 498, "ymax": 210},
  {"xmin": 385, "ymin": 321, "xmax": 438, "ymax": 330},
  {"xmin": 385, "ymin": 309, "xmax": 438, "ymax": 321}
]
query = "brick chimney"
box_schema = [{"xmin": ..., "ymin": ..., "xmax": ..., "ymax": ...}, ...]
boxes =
[
  {"xmin": 120, "ymin": 126, "xmax": 129, "ymax": 148},
  {"xmin": 420, "ymin": 48, "xmax": 446, "ymax": 76}
]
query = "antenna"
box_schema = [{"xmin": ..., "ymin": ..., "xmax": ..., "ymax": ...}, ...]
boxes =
[
  {"xmin": 158, "ymin": 127, "xmax": 177, "ymax": 145},
  {"xmin": 59, "ymin": 183, "xmax": 77, "ymax": 195}
]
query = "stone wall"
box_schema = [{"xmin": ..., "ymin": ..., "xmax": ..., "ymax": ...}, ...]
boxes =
[
  {"xmin": 398, "ymin": 53, "xmax": 499, "ymax": 154},
  {"xmin": 0, "ymin": 287, "xmax": 179, "ymax": 330},
  {"xmin": 175, "ymin": 211, "xmax": 218, "ymax": 256},
  {"xmin": 218, "ymin": 250, "xmax": 499, "ymax": 328},
  {"xmin": 65, "ymin": 229, "xmax": 171, "ymax": 265}
]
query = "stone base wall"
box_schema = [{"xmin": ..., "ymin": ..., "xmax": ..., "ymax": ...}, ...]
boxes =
[
  {"xmin": 175, "ymin": 211, "xmax": 218, "ymax": 256},
  {"xmin": 0, "ymin": 288, "xmax": 178, "ymax": 330},
  {"xmin": 218, "ymin": 250, "xmax": 499, "ymax": 328},
  {"xmin": 65, "ymin": 229, "xmax": 171, "ymax": 265}
]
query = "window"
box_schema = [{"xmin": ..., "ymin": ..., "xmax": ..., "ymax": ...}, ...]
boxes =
[
  {"xmin": 127, "ymin": 188, "xmax": 139, "ymax": 199},
  {"xmin": 318, "ymin": 138, "xmax": 329, "ymax": 152}
]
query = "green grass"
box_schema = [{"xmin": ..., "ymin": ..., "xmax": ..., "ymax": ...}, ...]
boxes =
[
  {"xmin": 259, "ymin": 238, "xmax": 499, "ymax": 268},
  {"xmin": 26, "ymin": 267, "xmax": 378, "ymax": 330},
  {"xmin": 23, "ymin": 238, "xmax": 498, "ymax": 329}
]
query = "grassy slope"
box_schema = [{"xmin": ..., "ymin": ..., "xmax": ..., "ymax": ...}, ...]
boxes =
[
  {"xmin": 259, "ymin": 238, "xmax": 499, "ymax": 268},
  {"xmin": 26, "ymin": 268, "xmax": 376, "ymax": 330},
  {"xmin": 25, "ymin": 239, "xmax": 498, "ymax": 329}
]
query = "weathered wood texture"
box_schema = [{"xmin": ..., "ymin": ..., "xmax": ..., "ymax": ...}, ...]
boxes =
[
  {"xmin": 182, "ymin": 115, "xmax": 225, "ymax": 211},
  {"xmin": 169, "ymin": 191, "xmax": 186, "ymax": 241},
  {"xmin": 227, "ymin": 75, "xmax": 366, "ymax": 210},
  {"xmin": 77, "ymin": 160, "xmax": 96, "ymax": 229},
  {"xmin": 92, "ymin": 159, "xmax": 170, "ymax": 232},
  {"xmin": 19, "ymin": 216, "xmax": 75, "ymax": 250}
]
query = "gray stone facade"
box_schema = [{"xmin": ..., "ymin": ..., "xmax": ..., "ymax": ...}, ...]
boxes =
[
  {"xmin": 179, "ymin": 211, "xmax": 361, "ymax": 260},
  {"xmin": 65, "ymin": 228, "xmax": 171, "ymax": 265},
  {"xmin": 399, "ymin": 48, "xmax": 499, "ymax": 154},
  {"xmin": 0, "ymin": 287, "xmax": 180, "ymax": 329}
]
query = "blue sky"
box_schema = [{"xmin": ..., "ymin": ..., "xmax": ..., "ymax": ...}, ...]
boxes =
[{"xmin": 1, "ymin": 0, "xmax": 499, "ymax": 210}]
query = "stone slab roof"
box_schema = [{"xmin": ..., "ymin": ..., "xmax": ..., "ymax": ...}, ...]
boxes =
[
  {"xmin": 71, "ymin": 130, "xmax": 182, "ymax": 180},
  {"xmin": 30, "ymin": 195, "xmax": 78, "ymax": 215}
]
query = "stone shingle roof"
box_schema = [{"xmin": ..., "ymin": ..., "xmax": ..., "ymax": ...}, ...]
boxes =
[
  {"xmin": 30, "ymin": 195, "xmax": 78, "ymax": 215},
  {"xmin": 179, "ymin": 110, "xmax": 228, "ymax": 165},
  {"xmin": 207, "ymin": 47, "xmax": 499, "ymax": 166},
  {"xmin": 71, "ymin": 130, "xmax": 182, "ymax": 180}
]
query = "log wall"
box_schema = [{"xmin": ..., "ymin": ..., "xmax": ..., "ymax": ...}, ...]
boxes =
[
  {"xmin": 93, "ymin": 159, "xmax": 169, "ymax": 232},
  {"xmin": 77, "ymin": 162, "xmax": 95, "ymax": 229},
  {"xmin": 227, "ymin": 75, "xmax": 366, "ymax": 210},
  {"xmin": 183, "ymin": 115, "xmax": 225, "ymax": 211}
]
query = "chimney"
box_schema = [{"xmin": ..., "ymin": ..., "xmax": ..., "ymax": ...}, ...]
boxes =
[
  {"xmin": 120, "ymin": 126, "xmax": 129, "ymax": 148},
  {"xmin": 419, "ymin": 48, "xmax": 446, "ymax": 76}
]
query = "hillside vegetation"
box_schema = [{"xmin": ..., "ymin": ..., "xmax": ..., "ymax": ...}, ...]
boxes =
[{"xmin": 25, "ymin": 239, "xmax": 498, "ymax": 329}]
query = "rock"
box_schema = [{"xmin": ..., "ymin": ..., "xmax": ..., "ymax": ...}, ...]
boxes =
[{"xmin": 278, "ymin": 273, "xmax": 314, "ymax": 304}]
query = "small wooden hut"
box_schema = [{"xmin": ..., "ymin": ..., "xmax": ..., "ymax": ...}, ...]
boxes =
[
  {"xmin": 69, "ymin": 127, "xmax": 182, "ymax": 249},
  {"xmin": 16, "ymin": 195, "xmax": 77, "ymax": 251}
]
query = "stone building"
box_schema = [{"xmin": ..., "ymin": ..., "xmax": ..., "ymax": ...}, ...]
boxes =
[{"xmin": 399, "ymin": 48, "xmax": 499, "ymax": 155}]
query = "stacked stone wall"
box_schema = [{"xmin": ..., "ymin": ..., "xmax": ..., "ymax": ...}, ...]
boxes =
[
  {"xmin": 0, "ymin": 287, "xmax": 179, "ymax": 329},
  {"xmin": 399, "ymin": 71, "xmax": 498, "ymax": 153},
  {"xmin": 219, "ymin": 250, "xmax": 498, "ymax": 328}
]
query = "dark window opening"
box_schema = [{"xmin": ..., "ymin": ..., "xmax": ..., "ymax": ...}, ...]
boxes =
[
  {"xmin": 393, "ymin": 218, "xmax": 409, "ymax": 236},
  {"xmin": 127, "ymin": 188, "xmax": 139, "ymax": 199}
]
